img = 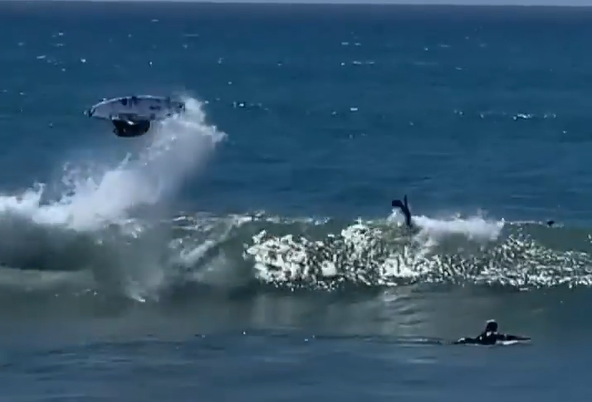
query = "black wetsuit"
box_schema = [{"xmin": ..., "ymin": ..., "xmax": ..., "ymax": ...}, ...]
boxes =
[
  {"xmin": 112, "ymin": 120, "xmax": 151, "ymax": 137},
  {"xmin": 454, "ymin": 331, "xmax": 530, "ymax": 345}
]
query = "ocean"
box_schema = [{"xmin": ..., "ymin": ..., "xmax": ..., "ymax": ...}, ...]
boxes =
[{"xmin": 0, "ymin": 1, "xmax": 591, "ymax": 400}]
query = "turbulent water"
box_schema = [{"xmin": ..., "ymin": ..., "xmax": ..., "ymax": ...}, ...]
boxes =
[{"xmin": 1, "ymin": 2, "xmax": 592, "ymax": 401}]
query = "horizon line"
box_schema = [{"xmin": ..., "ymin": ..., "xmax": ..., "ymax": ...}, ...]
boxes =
[{"xmin": 1, "ymin": 0, "xmax": 592, "ymax": 6}]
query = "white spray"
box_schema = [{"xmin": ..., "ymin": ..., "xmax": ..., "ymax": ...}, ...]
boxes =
[
  {"xmin": 0, "ymin": 97, "xmax": 227, "ymax": 301},
  {"xmin": 0, "ymin": 96, "xmax": 226, "ymax": 232}
]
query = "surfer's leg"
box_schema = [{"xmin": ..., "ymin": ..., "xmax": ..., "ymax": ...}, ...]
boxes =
[
  {"xmin": 138, "ymin": 121, "xmax": 151, "ymax": 134},
  {"xmin": 391, "ymin": 195, "xmax": 412, "ymax": 227}
]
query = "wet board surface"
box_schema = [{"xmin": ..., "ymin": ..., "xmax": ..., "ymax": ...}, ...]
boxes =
[{"xmin": 86, "ymin": 95, "xmax": 185, "ymax": 122}]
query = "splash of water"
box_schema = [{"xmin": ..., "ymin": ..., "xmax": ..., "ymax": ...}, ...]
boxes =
[
  {"xmin": 245, "ymin": 210, "xmax": 506, "ymax": 288},
  {"xmin": 0, "ymin": 96, "xmax": 227, "ymax": 302},
  {"xmin": 0, "ymin": 96, "xmax": 226, "ymax": 232}
]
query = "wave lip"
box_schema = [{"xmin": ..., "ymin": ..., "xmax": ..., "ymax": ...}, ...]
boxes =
[{"xmin": 0, "ymin": 94, "xmax": 591, "ymax": 306}]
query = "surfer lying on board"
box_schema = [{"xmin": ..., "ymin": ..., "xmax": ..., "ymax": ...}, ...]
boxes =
[
  {"xmin": 454, "ymin": 320, "xmax": 530, "ymax": 345},
  {"xmin": 391, "ymin": 195, "xmax": 413, "ymax": 228}
]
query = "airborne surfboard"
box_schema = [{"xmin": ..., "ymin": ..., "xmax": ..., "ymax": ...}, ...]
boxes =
[{"xmin": 85, "ymin": 95, "xmax": 185, "ymax": 138}]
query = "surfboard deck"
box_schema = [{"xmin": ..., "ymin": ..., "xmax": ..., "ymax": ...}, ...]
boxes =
[{"xmin": 85, "ymin": 95, "xmax": 185, "ymax": 123}]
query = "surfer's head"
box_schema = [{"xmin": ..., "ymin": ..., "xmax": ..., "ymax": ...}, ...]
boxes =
[{"xmin": 485, "ymin": 319, "xmax": 498, "ymax": 333}]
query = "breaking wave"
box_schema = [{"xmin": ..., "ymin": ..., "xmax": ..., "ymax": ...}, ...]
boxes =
[
  {"xmin": 0, "ymin": 95, "xmax": 228, "ymax": 302},
  {"xmin": 0, "ymin": 209, "xmax": 591, "ymax": 306},
  {"xmin": 0, "ymin": 95, "xmax": 591, "ymax": 310},
  {"xmin": 190, "ymin": 211, "xmax": 592, "ymax": 291}
]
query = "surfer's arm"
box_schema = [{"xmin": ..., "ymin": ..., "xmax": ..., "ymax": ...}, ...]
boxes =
[
  {"xmin": 499, "ymin": 334, "xmax": 530, "ymax": 342},
  {"xmin": 453, "ymin": 337, "xmax": 478, "ymax": 344}
]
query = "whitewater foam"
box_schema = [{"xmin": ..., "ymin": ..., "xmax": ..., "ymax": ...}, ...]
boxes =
[
  {"xmin": 0, "ymin": 96, "xmax": 226, "ymax": 232},
  {"xmin": 0, "ymin": 96, "xmax": 227, "ymax": 302},
  {"xmin": 244, "ymin": 212, "xmax": 510, "ymax": 288},
  {"xmin": 1, "ymin": 209, "xmax": 592, "ymax": 307}
]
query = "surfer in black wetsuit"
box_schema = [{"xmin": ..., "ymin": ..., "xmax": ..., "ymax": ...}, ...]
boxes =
[
  {"xmin": 112, "ymin": 119, "xmax": 151, "ymax": 138},
  {"xmin": 391, "ymin": 195, "xmax": 413, "ymax": 228},
  {"xmin": 454, "ymin": 320, "xmax": 530, "ymax": 345}
]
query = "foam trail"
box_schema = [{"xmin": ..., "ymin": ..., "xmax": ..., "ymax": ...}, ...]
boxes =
[
  {"xmin": 413, "ymin": 215, "xmax": 504, "ymax": 242},
  {"xmin": 388, "ymin": 209, "xmax": 504, "ymax": 250},
  {"xmin": 0, "ymin": 97, "xmax": 226, "ymax": 232}
]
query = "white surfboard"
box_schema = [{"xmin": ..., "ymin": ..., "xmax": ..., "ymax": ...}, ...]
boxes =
[{"xmin": 85, "ymin": 95, "xmax": 185, "ymax": 123}]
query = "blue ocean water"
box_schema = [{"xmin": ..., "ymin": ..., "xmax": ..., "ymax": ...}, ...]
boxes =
[{"xmin": 1, "ymin": 1, "xmax": 592, "ymax": 400}]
